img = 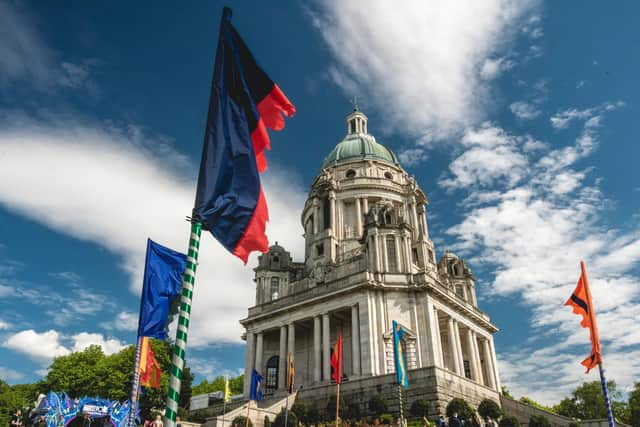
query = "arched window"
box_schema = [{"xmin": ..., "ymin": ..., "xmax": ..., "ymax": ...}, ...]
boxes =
[
  {"xmin": 386, "ymin": 236, "xmax": 398, "ymax": 272},
  {"xmin": 384, "ymin": 171, "xmax": 393, "ymax": 180},
  {"xmin": 346, "ymin": 169, "xmax": 356, "ymax": 178},
  {"xmin": 265, "ymin": 356, "xmax": 279, "ymax": 394},
  {"xmin": 271, "ymin": 277, "xmax": 280, "ymax": 301}
]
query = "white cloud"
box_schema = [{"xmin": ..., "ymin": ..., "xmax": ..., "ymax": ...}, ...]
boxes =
[
  {"xmin": 3, "ymin": 329, "xmax": 70, "ymax": 361},
  {"xmin": 0, "ymin": 320, "xmax": 11, "ymax": 330},
  {"xmin": 0, "ymin": 366, "xmax": 23, "ymax": 381},
  {"xmin": 443, "ymin": 104, "xmax": 640, "ymax": 404},
  {"xmin": 100, "ymin": 311, "xmax": 138, "ymax": 332},
  {"xmin": 0, "ymin": 114, "xmax": 306, "ymax": 345},
  {"xmin": 310, "ymin": 0, "xmax": 538, "ymax": 141},
  {"xmin": 0, "ymin": 284, "xmax": 11, "ymax": 297},
  {"xmin": 439, "ymin": 124, "xmax": 529, "ymax": 190},
  {"xmin": 510, "ymin": 101, "xmax": 541, "ymax": 120},
  {"xmin": 70, "ymin": 332, "xmax": 125, "ymax": 355},
  {"xmin": 397, "ymin": 148, "xmax": 428, "ymax": 167},
  {"xmin": 550, "ymin": 101, "xmax": 624, "ymax": 130}
]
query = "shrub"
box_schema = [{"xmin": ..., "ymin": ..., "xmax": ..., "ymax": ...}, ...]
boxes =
[
  {"xmin": 369, "ymin": 395, "xmax": 389, "ymax": 418},
  {"xmin": 232, "ymin": 416, "xmax": 252, "ymax": 427},
  {"xmin": 445, "ymin": 398, "xmax": 474, "ymax": 420},
  {"xmin": 326, "ymin": 395, "xmax": 347, "ymax": 421},
  {"xmin": 477, "ymin": 399, "xmax": 503, "ymax": 420},
  {"xmin": 307, "ymin": 406, "xmax": 320, "ymax": 426},
  {"xmin": 568, "ymin": 422, "xmax": 580, "ymax": 427},
  {"xmin": 379, "ymin": 414, "xmax": 394, "ymax": 425},
  {"xmin": 291, "ymin": 403, "xmax": 308, "ymax": 425},
  {"xmin": 264, "ymin": 416, "xmax": 272, "ymax": 427},
  {"xmin": 498, "ymin": 415, "xmax": 520, "ymax": 427},
  {"xmin": 528, "ymin": 415, "xmax": 551, "ymax": 427},
  {"xmin": 346, "ymin": 402, "xmax": 361, "ymax": 421},
  {"xmin": 273, "ymin": 408, "xmax": 298, "ymax": 427},
  {"xmin": 410, "ymin": 400, "xmax": 430, "ymax": 419}
]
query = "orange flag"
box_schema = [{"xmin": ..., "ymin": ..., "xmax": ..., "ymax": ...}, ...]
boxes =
[
  {"xmin": 330, "ymin": 335, "xmax": 343, "ymax": 384},
  {"xmin": 139, "ymin": 336, "xmax": 162, "ymax": 388},
  {"xmin": 565, "ymin": 261, "xmax": 602, "ymax": 373}
]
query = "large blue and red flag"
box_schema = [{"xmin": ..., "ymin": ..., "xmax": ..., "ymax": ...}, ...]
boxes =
[{"xmin": 192, "ymin": 7, "xmax": 295, "ymax": 263}]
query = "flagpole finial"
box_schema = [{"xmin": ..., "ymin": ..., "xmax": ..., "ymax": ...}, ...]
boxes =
[{"xmin": 222, "ymin": 7, "xmax": 233, "ymax": 21}]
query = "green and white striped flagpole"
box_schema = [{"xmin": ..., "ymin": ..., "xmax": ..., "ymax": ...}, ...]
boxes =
[{"xmin": 164, "ymin": 221, "xmax": 202, "ymax": 427}]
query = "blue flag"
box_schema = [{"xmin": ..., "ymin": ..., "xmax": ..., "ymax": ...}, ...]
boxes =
[
  {"xmin": 192, "ymin": 7, "xmax": 295, "ymax": 264},
  {"xmin": 393, "ymin": 320, "xmax": 409, "ymax": 389},
  {"xmin": 137, "ymin": 239, "xmax": 187, "ymax": 339},
  {"xmin": 249, "ymin": 369, "xmax": 263, "ymax": 401}
]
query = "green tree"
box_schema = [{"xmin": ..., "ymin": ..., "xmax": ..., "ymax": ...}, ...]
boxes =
[
  {"xmin": 478, "ymin": 399, "xmax": 503, "ymax": 420},
  {"xmin": 553, "ymin": 381, "xmax": 623, "ymax": 420},
  {"xmin": 46, "ymin": 345, "xmax": 105, "ymax": 397},
  {"xmin": 518, "ymin": 397, "xmax": 555, "ymax": 414},
  {"xmin": 498, "ymin": 415, "xmax": 520, "ymax": 427},
  {"xmin": 368, "ymin": 395, "xmax": 388, "ymax": 418},
  {"xmin": 291, "ymin": 402, "xmax": 308, "ymax": 425},
  {"xmin": 410, "ymin": 400, "xmax": 430, "ymax": 419},
  {"xmin": 326, "ymin": 395, "xmax": 347, "ymax": 421},
  {"xmin": 273, "ymin": 408, "xmax": 298, "ymax": 427},
  {"xmin": 501, "ymin": 386, "xmax": 514, "ymax": 399},
  {"xmin": 446, "ymin": 398, "xmax": 474, "ymax": 420},
  {"xmin": 528, "ymin": 415, "xmax": 551, "ymax": 427},
  {"xmin": 232, "ymin": 416, "xmax": 252, "ymax": 427},
  {"xmin": 629, "ymin": 382, "xmax": 640, "ymax": 427}
]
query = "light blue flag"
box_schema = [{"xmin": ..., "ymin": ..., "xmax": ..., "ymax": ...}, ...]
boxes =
[
  {"xmin": 138, "ymin": 239, "xmax": 187, "ymax": 339},
  {"xmin": 393, "ymin": 320, "xmax": 409, "ymax": 389}
]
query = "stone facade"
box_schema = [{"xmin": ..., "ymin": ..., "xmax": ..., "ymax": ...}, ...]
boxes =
[{"xmin": 240, "ymin": 109, "xmax": 501, "ymax": 411}]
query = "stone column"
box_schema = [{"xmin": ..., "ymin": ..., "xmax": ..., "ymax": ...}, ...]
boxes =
[
  {"xmin": 312, "ymin": 199, "xmax": 319, "ymax": 234},
  {"xmin": 472, "ymin": 332, "xmax": 485, "ymax": 385},
  {"xmin": 411, "ymin": 199, "xmax": 419, "ymax": 239},
  {"xmin": 373, "ymin": 233, "xmax": 381, "ymax": 272},
  {"xmin": 482, "ymin": 338, "xmax": 496, "ymax": 389},
  {"xmin": 394, "ymin": 235, "xmax": 402, "ymax": 273},
  {"xmin": 330, "ymin": 193, "xmax": 336, "ymax": 236},
  {"xmin": 362, "ymin": 198, "xmax": 368, "ymax": 218},
  {"xmin": 447, "ymin": 318, "xmax": 461, "ymax": 375},
  {"xmin": 322, "ymin": 313, "xmax": 331, "ymax": 382},
  {"xmin": 489, "ymin": 337, "xmax": 501, "ymax": 391},
  {"xmin": 278, "ymin": 326, "xmax": 287, "ymax": 390},
  {"xmin": 314, "ymin": 316, "xmax": 321, "ymax": 383},
  {"xmin": 381, "ymin": 236, "xmax": 389, "ymax": 272},
  {"xmin": 337, "ymin": 200, "xmax": 344, "ymax": 239},
  {"xmin": 465, "ymin": 328, "xmax": 479, "ymax": 381},
  {"xmin": 351, "ymin": 304, "xmax": 361, "ymax": 376},
  {"xmin": 255, "ymin": 332, "xmax": 264, "ymax": 375},
  {"xmin": 433, "ymin": 308, "xmax": 444, "ymax": 367},
  {"xmin": 243, "ymin": 332, "xmax": 255, "ymax": 397},
  {"xmin": 423, "ymin": 300, "xmax": 439, "ymax": 367},
  {"xmin": 355, "ymin": 198, "xmax": 362, "ymax": 238},
  {"xmin": 453, "ymin": 321, "xmax": 465, "ymax": 376}
]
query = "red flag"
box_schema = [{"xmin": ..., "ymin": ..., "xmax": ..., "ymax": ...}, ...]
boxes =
[
  {"xmin": 330, "ymin": 335, "xmax": 343, "ymax": 384},
  {"xmin": 565, "ymin": 261, "xmax": 602, "ymax": 373},
  {"xmin": 139, "ymin": 337, "xmax": 162, "ymax": 388}
]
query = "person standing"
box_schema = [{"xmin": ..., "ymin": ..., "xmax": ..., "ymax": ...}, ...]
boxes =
[
  {"xmin": 11, "ymin": 410, "xmax": 23, "ymax": 427},
  {"xmin": 438, "ymin": 414, "xmax": 447, "ymax": 427},
  {"xmin": 151, "ymin": 414, "xmax": 163, "ymax": 427},
  {"xmin": 448, "ymin": 412, "xmax": 461, "ymax": 427}
]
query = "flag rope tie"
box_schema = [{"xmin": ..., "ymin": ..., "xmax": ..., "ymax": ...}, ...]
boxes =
[{"xmin": 165, "ymin": 221, "xmax": 202, "ymax": 427}]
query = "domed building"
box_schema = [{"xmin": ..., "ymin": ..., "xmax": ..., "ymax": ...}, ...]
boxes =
[{"xmin": 239, "ymin": 109, "xmax": 501, "ymax": 416}]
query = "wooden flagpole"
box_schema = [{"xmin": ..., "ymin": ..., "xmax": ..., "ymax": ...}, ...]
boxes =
[
  {"xmin": 580, "ymin": 261, "xmax": 614, "ymax": 427},
  {"xmin": 335, "ymin": 382, "xmax": 340, "ymax": 427}
]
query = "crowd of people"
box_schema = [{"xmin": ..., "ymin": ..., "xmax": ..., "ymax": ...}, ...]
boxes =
[{"xmin": 436, "ymin": 412, "xmax": 499, "ymax": 427}]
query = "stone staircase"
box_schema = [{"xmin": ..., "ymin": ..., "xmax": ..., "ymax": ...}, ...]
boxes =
[{"xmin": 205, "ymin": 393, "xmax": 297, "ymax": 427}]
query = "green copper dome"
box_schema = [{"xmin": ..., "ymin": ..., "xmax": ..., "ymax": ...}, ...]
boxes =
[{"xmin": 321, "ymin": 133, "xmax": 400, "ymax": 169}]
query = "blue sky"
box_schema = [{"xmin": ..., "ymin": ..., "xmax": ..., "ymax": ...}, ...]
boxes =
[{"xmin": 0, "ymin": 0, "xmax": 639, "ymax": 404}]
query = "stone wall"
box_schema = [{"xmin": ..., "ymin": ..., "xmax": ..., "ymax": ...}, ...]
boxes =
[{"xmin": 295, "ymin": 366, "xmax": 499, "ymax": 419}]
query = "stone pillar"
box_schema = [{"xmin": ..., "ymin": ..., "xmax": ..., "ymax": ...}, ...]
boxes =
[
  {"xmin": 453, "ymin": 321, "xmax": 465, "ymax": 376},
  {"xmin": 351, "ymin": 304, "xmax": 361, "ymax": 376},
  {"xmin": 423, "ymin": 300, "xmax": 439, "ymax": 367},
  {"xmin": 356, "ymin": 198, "xmax": 362, "ymax": 238},
  {"xmin": 373, "ymin": 233, "xmax": 381, "ymax": 272},
  {"xmin": 465, "ymin": 328, "xmax": 479, "ymax": 381},
  {"xmin": 394, "ymin": 235, "xmax": 402, "ymax": 273},
  {"xmin": 472, "ymin": 331, "xmax": 485, "ymax": 385},
  {"xmin": 362, "ymin": 198, "xmax": 369, "ymax": 218},
  {"xmin": 314, "ymin": 316, "xmax": 321, "ymax": 383},
  {"xmin": 381, "ymin": 236, "xmax": 389, "ymax": 272},
  {"xmin": 322, "ymin": 313, "xmax": 331, "ymax": 382},
  {"xmin": 243, "ymin": 332, "xmax": 255, "ymax": 397},
  {"xmin": 433, "ymin": 308, "xmax": 444, "ymax": 366},
  {"xmin": 411, "ymin": 200, "xmax": 419, "ymax": 239},
  {"xmin": 278, "ymin": 326, "xmax": 287, "ymax": 390},
  {"xmin": 489, "ymin": 337, "xmax": 501, "ymax": 391},
  {"xmin": 368, "ymin": 292, "xmax": 379, "ymax": 376},
  {"xmin": 255, "ymin": 332, "xmax": 264, "ymax": 375},
  {"xmin": 330, "ymin": 193, "xmax": 336, "ymax": 236},
  {"xmin": 482, "ymin": 338, "xmax": 496, "ymax": 390},
  {"xmin": 337, "ymin": 200, "xmax": 344, "ymax": 239},
  {"xmin": 447, "ymin": 318, "xmax": 461, "ymax": 375},
  {"xmin": 313, "ymin": 200, "xmax": 319, "ymax": 234}
]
